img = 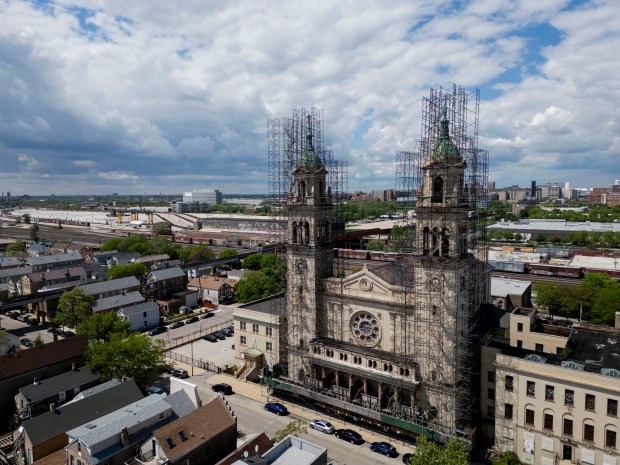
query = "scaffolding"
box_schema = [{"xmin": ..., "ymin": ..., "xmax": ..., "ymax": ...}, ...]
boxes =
[{"xmin": 393, "ymin": 84, "xmax": 489, "ymax": 438}]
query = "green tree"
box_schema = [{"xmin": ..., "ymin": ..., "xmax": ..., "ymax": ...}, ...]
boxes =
[
  {"xmin": 78, "ymin": 312, "xmax": 131, "ymax": 342},
  {"xmin": 493, "ymin": 451, "xmax": 524, "ymax": 465},
  {"xmin": 366, "ymin": 240, "xmax": 387, "ymax": 251},
  {"xmin": 590, "ymin": 287, "xmax": 620, "ymax": 326},
  {"xmin": 86, "ymin": 333, "xmax": 167, "ymax": 386},
  {"xmin": 29, "ymin": 224, "xmax": 40, "ymax": 242},
  {"xmin": 54, "ymin": 288, "xmax": 93, "ymax": 328},
  {"xmin": 33, "ymin": 334, "xmax": 44, "ymax": 347},
  {"xmin": 235, "ymin": 270, "xmax": 283, "ymax": 303},
  {"xmin": 242, "ymin": 254, "xmax": 263, "ymax": 270},
  {"xmin": 152, "ymin": 221, "xmax": 173, "ymax": 236},
  {"xmin": 6, "ymin": 241, "xmax": 26, "ymax": 255},
  {"xmin": 106, "ymin": 262, "xmax": 148, "ymax": 279},
  {"xmin": 583, "ymin": 272, "xmax": 620, "ymax": 289},
  {"xmin": 101, "ymin": 237, "xmax": 123, "ymax": 252},
  {"xmin": 186, "ymin": 245, "xmax": 216, "ymax": 263},
  {"xmin": 22, "ymin": 213, "xmax": 31, "ymax": 224},
  {"xmin": 532, "ymin": 233, "xmax": 547, "ymax": 243},
  {"xmin": 271, "ymin": 420, "xmax": 307, "ymax": 442},
  {"xmin": 408, "ymin": 437, "xmax": 468, "ymax": 465},
  {"xmin": 534, "ymin": 282, "xmax": 561, "ymax": 314},
  {"xmin": 219, "ymin": 248, "xmax": 238, "ymax": 259}
]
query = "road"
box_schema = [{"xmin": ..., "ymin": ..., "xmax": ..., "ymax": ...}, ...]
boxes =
[{"xmin": 192, "ymin": 372, "xmax": 414, "ymax": 465}]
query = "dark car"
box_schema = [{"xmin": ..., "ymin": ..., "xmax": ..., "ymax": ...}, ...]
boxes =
[
  {"xmin": 147, "ymin": 386, "xmax": 165, "ymax": 395},
  {"xmin": 335, "ymin": 429, "xmax": 364, "ymax": 445},
  {"xmin": 20, "ymin": 338, "xmax": 33, "ymax": 348},
  {"xmin": 61, "ymin": 330, "xmax": 74, "ymax": 338},
  {"xmin": 185, "ymin": 316, "xmax": 199, "ymax": 324},
  {"xmin": 171, "ymin": 368, "xmax": 189, "ymax": 379},
  {"xmin": 148, "ymin": 326, "xmax": 167, "ymax": 336},
  {"xmin": 212, "ymin": 383, "xmax": 233, "ymax": 395},
  {"xmin": 47, "ymin": 326, "xmax": 61, "ymax": 335},
  {"xmin": 264, "ymin": 402, "xmax": 289, "ymax": 416},
  {"xmin": 222, "ymin": 327, "xmax": 234, "ymax": 337},
  {"xmin": 370, "ymin": 441, "xmax": 398, "ymax": 458},
  {"xmin": 402, "ymin": 453, "xmax": 412, "ymax": 463},
  {"xmin": 200, "ymin": 312, "xmax": 215, "ymax": 319},
  {"xmin": 168, "ymin": 321, "xmax": 184, "ymax": 329},
  {"xmin": 212, "ymin": 331, "xmax": 226, "ymax": 340},
  {"xmin": 204, "ymin": 334, "xmax": 218, "ymax": 343}
]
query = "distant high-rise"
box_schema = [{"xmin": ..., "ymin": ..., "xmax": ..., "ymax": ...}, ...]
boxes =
[{"xmin": 182, "ymin": 189, "xmax": 222, "ymax": 205}]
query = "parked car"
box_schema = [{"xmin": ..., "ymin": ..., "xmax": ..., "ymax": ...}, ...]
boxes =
[
  {"xmin": 402, "ymin": 453, "xmax": 412, "ymax": 463},
  {"xmin": 171, "ymin": 368, "xmax": 189, "ymax": 379},
  {"xmin": 204, "ymin": 334, "xmax": 218, "ymax": 343},
  {"xmin": 222, "ymin": 327, "xmax": 234, "ymax": 337},
  {"xmin": 212, "ymin": 331, "xmax": 226, "ymax": 340},
  {"xmin": 370, "ymin": 441, "xmax": 398, "ymax": 458},
  {"xmin": 168, "ymin": 321, "xmax": 184, "ymax": 329},
  {"xmin": 200, "ymin": 312, "xmax": 215, "ymax": 319},
  {"xmin": 61, "ymin": 331, "xmax": 74, "ymax": 338},
  {"xmin": 334, "ymin": 429, "xmax": 364, "ymax": 445},
  {"xmin": 309, "ymin": 419, "xmax": 335, "ymax": 434},
  {"xmin": 20, "ymin": 338, "xmax": 33, "ymax": 348},
  {"xmin": 47, "ymin": 326, "xmax": 61, "ymax": 335},
  {"xmin": 212, "ymin": 383, "xmax": 233, "ymax": 395},
  {"xmin": 148, "ymin": 326, "xmax": 167, "ymax": 336},
  {"xmin": 147, "ymin": 386, "xmax": 165, "ymax": 395},
  {"xmin": 264, "ymin": 402, "xmax": 289, "ymax": 416},
  {"xmin": 185, "ymin": 316, "xmax": 199, "ymax": 324}
]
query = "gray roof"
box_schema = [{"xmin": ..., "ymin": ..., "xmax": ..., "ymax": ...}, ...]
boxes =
[
  {"xmin": 117, "ymin": 300, "xmax": 159, "ymax": 317},
  {"xmin": 491, "ymin": 277, "xmax": 531, "ymax": 298},
  {"xmin": 148, "ymin": 267, "xmax": 185, "ymax": 280},
  {"xmin": 23, "ymin": 379, "xmax": 143, "ymax": 446},
  {"xmin": 18, "ymin": 368, "xmax": 99, "ymax": 403},
  {"xmin": 238, "ymin": 294, "xmax": 286, "ymax": 316},
  {"xmin": 0, "ymin": 257, "xmax": 23, "ymax": 267},
  {"xmin": 0, "ymin": 267, "xmax": 28, "ymax": 282},
  {"xmin": 92, "ymin": 291, "xmax": 144, "ymax": 313},
  {"xmin": 79, "ymin": 276, "xmax": 140, "ymax": 296},
  {"xmin": 163, "ymin": 389, "xmax": 198, "ymax": 418},
  {"xmin": 26, "ymin": 252, "xmax": 84, "ymax": 267},
  {"xmin": 67, "ymin": 379, "xmax": 131, "ymax": 403}
]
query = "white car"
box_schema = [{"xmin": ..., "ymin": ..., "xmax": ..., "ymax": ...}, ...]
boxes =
[{"xmin": 309, "ymin": 419, "xmax": 335, "ymax": 434}]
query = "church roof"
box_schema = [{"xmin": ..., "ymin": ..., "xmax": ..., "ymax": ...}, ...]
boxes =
[
  {"xmin": 431, "ymin": 108, "xmax": 461, "ymax": 160},
  {"xmin": 297, "ymin": 117, "xmax": 322, "ymax": 168}
]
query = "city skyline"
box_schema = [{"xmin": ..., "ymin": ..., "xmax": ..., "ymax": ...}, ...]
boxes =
[{"xmin": 1, "ymin": 0, "xmax": 619, "ymax": 196}]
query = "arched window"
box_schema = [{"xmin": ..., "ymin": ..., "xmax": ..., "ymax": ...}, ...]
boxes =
[
  {"xmin": 432, "ymin": 228, "xmax": 439, "ymax": 256},
  {"xmin": 441, "ymin": 228, "xmax": 449, "ymax": 256},
  {"xmin": 304, "ymin": 222, "xmax": 310, "ymax": 244},
  {"xmin": 292, "ymin": 222, "xmax": 298, "ymax": 243},
  {"xmin": 423, "ymin": 227, "xmax": 430, "ymax": 255},
  {"xmin": 432, "ymin": 176, "xmax": 444, "ymax": 203},
  {"xmin": 300, "ymin": 181, "xmax": 306, "ymax": 201}
]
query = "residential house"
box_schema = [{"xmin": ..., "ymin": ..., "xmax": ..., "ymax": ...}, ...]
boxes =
[
  {"xmin": 0, "ymin": 336, "xmax": 88, "ymax": 434},
  {"xmin": 134, "ymin": 254, "xmax": 170, "ymax": 269},
  {"xmin": 26, "ymin": 243, "xmax": 49, "ymax": 257},
  {"xmin": 157, "ymin": 289, "xmax": 198, "ymax": 316},
  {"xmin": 65, "ymin": 389, "xmax": 199, "ymax": 465},
  {"xmin": 117, "ymin": 301, "xmax": 161, "ymax": 331},
  {"xmin": 187, "ymin": 275, "xmax": 236, "ymax": 306},
  {"xmin": 26, "ymin": 253, "xmax": 84, "ymax": 273},
  {"xmin": 14, "ymin": 367, "xmax": 100, "ymax": 421},
  {"xmin": 20, "ymin": 266, "xmax": 86, "ymax": 296},
  {"xmin": 19, "ymin": 379, "xmax": 143, "ymax": 464},
  {"xmin": 233, "ymin": 294, "xmax": 285, "ymax": 381},
  {"xmin": 91, "ymin": 291, "xmax": 145, "ymax": 314},
  {"xmin": 79, "ymin": 276, "xmax": 141, "ymax": 300},
  {"xmin": 130, "ymin": 397, "xmax": 237, "ymax": 465},
  {"xmin": 146, "ymin": 267, "xmax": 185, "ymax": 300},
  {"xmin": 0, "ymin": 256, "xmax": 24, "ymax": 269},
  {"xmin": 226, "ymin": 435, "xmax": 327, "ymax": 465},
  {"xmin": 215, "ymin": 433, "xmax": 273, "ymax": 465}
]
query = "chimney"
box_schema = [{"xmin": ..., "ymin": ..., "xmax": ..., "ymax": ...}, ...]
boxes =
[
  {"xmin": 33, "ymin": 377, "xmax": 39, "ymax": 385},
  {"xmin": 49, "ymin": 402, "xmax": 55, "ymax": 412},
  {"xmin": 120, "ymin": 427, "xmax": 129, "ymax": 446},
  {"xmin": 72, "ymin": 363, "xmax": 76, "ymax": 371}
]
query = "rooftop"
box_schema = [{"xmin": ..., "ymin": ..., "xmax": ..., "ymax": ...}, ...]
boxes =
[
  {"xmin": 91, "ymin": 291, "xmax": 145, "ymax": 313},
  {"xmin": 491, "ymin": 277, "xmax": 531, "ymax": 297},
  {"xmin": 79, "ymin": 276, "xmax": 140, "ymax": 296},
  {"xmin": 117, "ymin": 300, "xmax": 159, "ymax": 317},
  {"xmin": 18, "ymin": 367, "xmax": 99, "ymax": 403}
]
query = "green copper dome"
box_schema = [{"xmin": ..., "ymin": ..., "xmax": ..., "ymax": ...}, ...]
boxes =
[
  {"xmin": 431, "ymin": 108, "xmax": 460, "ymax": 160},
  {"xmin": 298, "ymin": 118, "xmax": 323, "ymax": 167}
]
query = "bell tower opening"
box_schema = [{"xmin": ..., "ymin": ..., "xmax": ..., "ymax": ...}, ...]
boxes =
[{"xmin": 432, "ymin": 176, "xmax": 444, "ymax": 203}]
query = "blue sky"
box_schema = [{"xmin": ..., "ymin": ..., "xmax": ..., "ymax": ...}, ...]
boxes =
[{"xmin": 0, "ymin": 0, "xmax": 618, "ymax": 195}]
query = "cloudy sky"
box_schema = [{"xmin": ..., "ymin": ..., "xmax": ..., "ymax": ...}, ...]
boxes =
[{"xmin": 1, "ymin": 0, "xmax": 618, "ymax": 196}]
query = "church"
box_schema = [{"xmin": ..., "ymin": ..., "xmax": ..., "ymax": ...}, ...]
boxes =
[{"xmin": 266, "ymin": 87, "xmax": 490, "ymax": 445}]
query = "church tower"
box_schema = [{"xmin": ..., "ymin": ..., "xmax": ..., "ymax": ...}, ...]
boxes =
[{"xmin": 286, "ymin": 115, "xmax": 333, "ymax": 380}]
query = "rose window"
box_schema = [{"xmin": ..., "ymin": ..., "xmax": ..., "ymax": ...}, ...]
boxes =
[{"xmin": 350, "ymin": 311, "xmax": 381, "ymax": 347}]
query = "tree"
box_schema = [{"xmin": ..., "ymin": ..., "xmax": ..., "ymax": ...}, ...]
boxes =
[
  {"xmin": 408, "ymin": 437, "xmax": 468, "ymax": 465},
  {"xmin": 493, "ymin": 451, "xmax": 524, "ymax": 465},
  {"xmin": 235, "ymin": 270, "xmax": 283, "ymax": 302},
  {"xmin": 6, "ymin": 241, "xmax": 26, "ymax": 255},
  {"xmin": 590, "ymin": 287, "xmax": 620, "ymax": 326},
  {"xmin": 22, "ymin": 213, "xmax": 31, "ymax": 224},
  {"xmin": 152, "ymin": 221, "xmax": 173, "ymax": 235},
  {"xmin": 532, "ymin": 233, "xmax": 546, "ymax": 243},
  {"xmin": 33, "ymin": 334, "xmax": 44, "ymax": 347},
  {"xmin": 87, "ymin": 333, "xmax": 167, "ymax": 386},
  {"xmin": 78, "ymin": 312, "xmax": 131, "ymax": 342},
  {"xmin": 366, "ymin": 240, "xmax": 387, "ymax": 251},
  {"xmin": 29, "ymin": 224, "xmax": 40, "ymax": 242},
  {"xmin": 101, "ymin": 237, "xmax": 123, "ymax": 252},
  {"xmin": 271, "ymin": 420, "xmax": 307, "ymax": 442},
  {"xmin": 186, "ymin": 245, "xmax": 216, "ymax": 263},
  {"xmin": 219, "ymin": 248, "xmax": 238, "ymax": 259},
  {"xmin": 54, "ymin": 288, "xmax": 93, "ymax": 328},
  {"xmin": 106, "ymin": 262, "xmax": 148, "ymax": 279},
  {"xmin": 242, "ymin": 253, "xmax": 263, "ymax": 270}
]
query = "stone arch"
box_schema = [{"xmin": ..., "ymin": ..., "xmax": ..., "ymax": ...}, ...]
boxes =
[
  {"xmin": 292, "ymin": 221, "xmax": 298, "ymax": 243},
  {"xmin": 304, "ymin": 222, "xmax": 310, "ymax": 244},
  {"xmin": 441, "ymin": 227, "xmax": 449, "ymax": 256},
  {"xmin": 300, "ymin": 180, "xmax": 306, "ymax": 201},
  {"xmin": 423, "ymin": 227, "xmax": 430, "ymax": 255}
]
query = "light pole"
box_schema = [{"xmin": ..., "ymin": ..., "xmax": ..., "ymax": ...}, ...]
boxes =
[{"xmin": 191, "ymin": 341, "xmax": 194, "ymax": 376}]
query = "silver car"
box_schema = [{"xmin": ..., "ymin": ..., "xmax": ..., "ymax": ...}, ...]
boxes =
[{"xmin": 309, "ymin": 419, "xmax": 335, "ymax": 434}]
